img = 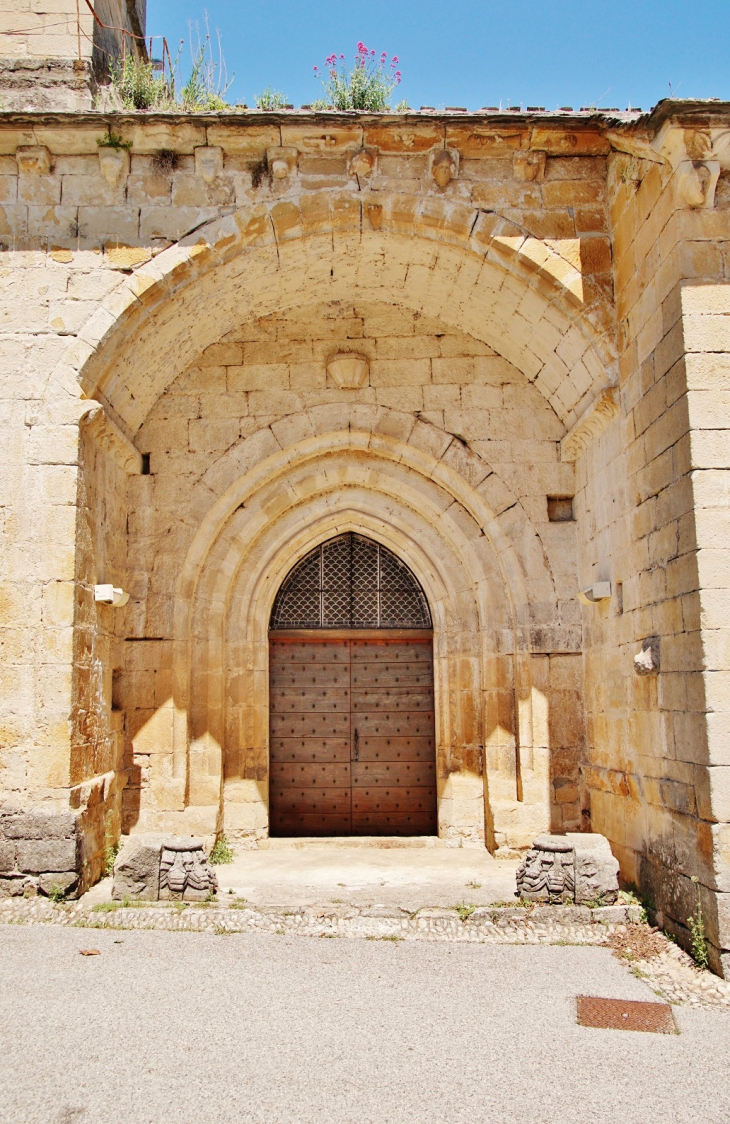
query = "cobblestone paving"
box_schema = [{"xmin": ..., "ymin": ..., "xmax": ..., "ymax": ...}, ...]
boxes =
[{"xmin": 2, "ymin": 895, "xmax": 729, "ymax": 1010}]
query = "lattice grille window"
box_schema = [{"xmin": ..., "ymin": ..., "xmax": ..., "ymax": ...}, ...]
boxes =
[{"xmin": 270, "ymin": 533, "xmax": 431, "ymax": 629}]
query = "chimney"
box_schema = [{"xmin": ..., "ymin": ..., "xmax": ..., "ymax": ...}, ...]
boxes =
[{"xmin": 0, "ymin": 0, "xmax": 147, "ymax": 111}]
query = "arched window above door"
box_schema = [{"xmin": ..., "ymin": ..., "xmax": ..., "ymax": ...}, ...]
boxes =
[{"xmin": 270, "ymin": 533, "xmax": 431, "ymax": 629}]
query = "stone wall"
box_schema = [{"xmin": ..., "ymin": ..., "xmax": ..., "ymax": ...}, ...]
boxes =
[
  {"xmin": 0, "ymin": 1, "xmax": 147, "ymax": 111},
  {"xmin": 0, "ymin": 802, "xmax": 79, "ymax": 897},
  {"xmin": 575, "ymin": 120, "xmax": 730, "ymax": 973}
]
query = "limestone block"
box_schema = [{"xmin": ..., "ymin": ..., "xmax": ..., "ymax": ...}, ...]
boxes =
[
  {"xmin": 2, "ymin": 810, "xmax": 76, "ymax": 840},
  {"xmin": 112, "ymin": 836, "xmax": 162, "ymax": 900},
  {"xmin": 16, "ymin": 838, "xmax": 76, "ymax": 873},
  {"xmin": 568, "ymin": 833, "xmax": 619, "ymax": 904},
  {"xmin": 0, "ymin": 840, "xmax": 15, "ymax": 871},
  {"xmin": 38, "ymin": 871, "xmax": 78, "ymax": 897},
  {"xmin": 0, "ymin": 874, "xmax": 34, "ymax": 899}
]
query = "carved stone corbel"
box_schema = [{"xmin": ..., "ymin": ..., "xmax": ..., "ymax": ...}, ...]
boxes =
[
  {"xmin": 195, "ymin": 145, "xmax": 224, "ymax": 183},
  {"xmin": 266, "ymin": 146, "xmax": 297, "ymax": 180},
  {"xmin": 430, "ymin": 149, "xmax": 459, "ymax": 188},
  {"xmin": 16, "ymin": 145, "xmax": 51, "ymax": 175},
  {"xmin": 677, "ymin": 159, "xmax": 721, "ymax": 209},
  {"xmin": 560, "ymin": 386, "xmax": 619, "ymax": 462},
  {"xmin": 349, "ymin": 147, "xmax": 376, "ymax": 178},
  {"xmin": 79, "ymin": 402, "xmax": 143, "ymax": 474}
]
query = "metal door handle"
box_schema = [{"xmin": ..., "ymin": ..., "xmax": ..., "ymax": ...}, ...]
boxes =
[{"xmin": 353, "ymin": 728, "xmax": 359, "ymax": 761}]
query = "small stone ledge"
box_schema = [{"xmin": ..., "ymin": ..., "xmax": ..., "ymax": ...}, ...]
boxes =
[{"xmin": 560, "ymin": 386, "xmax": 619, "ymax": 462}]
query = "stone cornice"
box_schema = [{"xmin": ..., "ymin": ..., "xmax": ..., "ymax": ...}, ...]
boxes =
[{"xmin": 0, "ymin": 98, "xmax": 726, "ymax": 135}]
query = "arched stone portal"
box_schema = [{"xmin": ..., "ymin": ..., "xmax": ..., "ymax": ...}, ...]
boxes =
[
  {"xmin": 130, "ymin": 413, "xmax": 559, "ymax": 852},
  {"xmin": 60, "ymin": 190, "xmax": 597, "ymax": 860}
]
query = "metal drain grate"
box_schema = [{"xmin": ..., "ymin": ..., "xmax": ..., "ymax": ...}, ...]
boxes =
[{"xmin": 576, "ymin": 995, "xmax": 677, "ymax": 1034}]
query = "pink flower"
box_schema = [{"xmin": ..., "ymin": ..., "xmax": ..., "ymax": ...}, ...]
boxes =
[
  {"xmin": 392, "ymin": 56, "xmax": 399, "ymax": 63},
  {"xmin": 339, "ymin": 53, "xmax": 344, "ymax": 59}
]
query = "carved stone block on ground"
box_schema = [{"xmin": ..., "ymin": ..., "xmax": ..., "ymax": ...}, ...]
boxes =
[
  {"xmin": 568, "ymin": 833, "xmax": 620, "ymax": 905},
  {"xmin": 515, "ymin": 835, "xmax": 575, "ymax": 902},
  {"xmin": 159, "ymin": 839, "xmax": 218, "ymax": 902},
  {"xmin": 112, "ymin": 837, "xmax": 164, "ymax": 900},
  {"xmin": 113, "ymin": 836, "xmax": 218, "ymax": 901},
  {"xmin": 516, "ymin": 833, "xmax": 619, "ymax": 904}
]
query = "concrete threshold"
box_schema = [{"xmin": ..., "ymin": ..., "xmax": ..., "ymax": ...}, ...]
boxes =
[{"xmin": 213, "ymin": 840, "xmax": 519, "ymax": 910}]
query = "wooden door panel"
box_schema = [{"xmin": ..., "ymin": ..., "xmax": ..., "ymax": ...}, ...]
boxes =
[
  {"xmin": 352, "ymin": 812, "xmax": 437, "ymax": 834},
  {"xmin": 271, "ymin": 665, "xmax": 350, "ymax": 688},
  {"xmin": 270, "ymin": 640, "xmax": 350, "ymax": 664},
  {"xmin": 357, "ymin": 736, "xmax": 435, "ymax": 761},
  {"xmin": 352, "ymin": 687, "xmax": 434, "ymax": 711},
  {"xmin": 270, "ymin": 712, "xmax": 351, "ymax": 738},
  {"xmin": 350, "ymin": 641, "xmax": 432, "ymax": 662},
  {"xmin": 352, "ymin": 787, "xmax": 436, "ymax": 813},
  {"xmin": 270, "ymin": 738, "xmax": 351, "ymax": 763},
  {"xmin": 353, "ymin": 712, "xmax": 435, "ymax": 737},
  {"xmin": 271, "ymin": 789, "xmax": 352, "ymax": 814},
  {"xmin": 271, "ymin": 762, "xmax": 351, "ymax": 787},
  {"xmin": 351, "ymin": 663, "xmax": 432, "ymax": 687},
  {"xmin": 270, "ymin": 687, "xmax": 350, "ymax": 712},
  {"xmin": 352, "ymin": 761, "xmax": 435, "ymax": 786},
  {"xmin": 274, "ymin": 812, "xmax": 352, "ymax": 836}
]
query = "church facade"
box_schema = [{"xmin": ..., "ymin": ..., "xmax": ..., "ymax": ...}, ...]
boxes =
[{"xmin": 1, "ymin": 4, "xmax": 730, "ymax": 973}]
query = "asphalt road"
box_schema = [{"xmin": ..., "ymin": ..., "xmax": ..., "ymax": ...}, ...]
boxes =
[{"xmin": 0, "ymin": 926, "xmax": 728, "ymax": 1124}]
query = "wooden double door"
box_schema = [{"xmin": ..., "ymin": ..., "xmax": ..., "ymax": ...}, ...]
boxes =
[{"xmin": 269, "ymin": 631, "xmax": 437, "ymax": 836}]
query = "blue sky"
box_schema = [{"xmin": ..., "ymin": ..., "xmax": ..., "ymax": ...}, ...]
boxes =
[{"xmin": 146, "ymin": 0, "xmax": 729, "ymax": 112}]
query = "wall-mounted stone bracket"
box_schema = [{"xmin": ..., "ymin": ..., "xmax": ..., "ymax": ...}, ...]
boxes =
[
  {"xmin": 16, "ymin": 145, "xmax": 51, "ymax": 175},
  {"xmin": 79, "ymin": 402, "xmax": 143, "ymax": 474},
  {"xmin": 266, "ymin": 146, "xmax": 298, "ymax": 180},
  {"xmin": 349, "ymin": 147, "xmax": 376, "ymax": 178},
  {"xmin": 98, "ymin": 146, "xmax": 130, "ymax": 186},
  {"xmin": 634, "ymin": 636, "xmax": 660, "ymax": 675},
  {"xmin": 561, "ymin": 386, "xmax": 619, "ymax": 462},
  {"xmin": 677, "ymin": 159, "xmax": 721, "ymax": 209},
  {"xmin": 195, "ymin": 145, "xmax": 224, "ymax": 183},
  {"xmin": 513, "ymin": 150, "xmax": 546, "ymax": 182},
  {"xmin": 430, "ymin": 149, "xmax": 459, "ymax": 187}
]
